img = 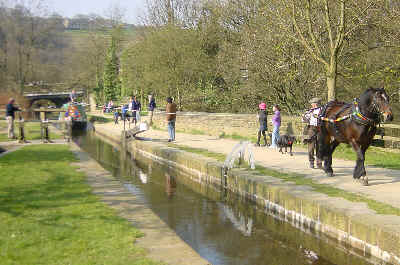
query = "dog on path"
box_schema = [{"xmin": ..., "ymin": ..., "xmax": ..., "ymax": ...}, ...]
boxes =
[{"xmin": 277, "ymin": 135, "xmax": 296, "ymax": 156}]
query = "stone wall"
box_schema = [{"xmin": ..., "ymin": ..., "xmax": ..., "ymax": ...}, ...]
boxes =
[
  {"xmin": 150, "ymin": 111, "xmax": 400, "ymax": 148},
  {"xmin": 151, "ymin": 111, "xmax": 306, "ymax": 139}
]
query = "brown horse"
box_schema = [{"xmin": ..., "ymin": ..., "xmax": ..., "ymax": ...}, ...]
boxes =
[{"xmin": 317, "ymin": 88, "xmax": 393, "ymax": 185}]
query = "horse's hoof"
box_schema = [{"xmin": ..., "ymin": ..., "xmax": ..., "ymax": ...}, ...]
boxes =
[
  {"xmin": 361, "ymin": 176, "xmax": 368, "ymax": 186},
  {"xmin": 327, "ymin": 172, "xmax": 334, "ymax": 177}
]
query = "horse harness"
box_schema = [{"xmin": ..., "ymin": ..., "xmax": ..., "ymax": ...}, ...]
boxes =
[
  {"xmin": 320, "ymin": 99, "xmax": 379, "ymax": 127},
  {"xmin": 319, "ymin": 99, "xmax": 380, "ymax": 140}
]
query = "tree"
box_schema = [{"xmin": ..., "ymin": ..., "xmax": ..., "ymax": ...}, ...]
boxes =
[
  {"xmin": 0, "ymin": 0, "xmax": 65, "ymax": 93},
  {"xmin": 103, "ymin": 37, "xmax": 120, "ymax": 101},
  {"xmin": 264, "ymin": 0, "xmax": 389, "ymax": 100}
]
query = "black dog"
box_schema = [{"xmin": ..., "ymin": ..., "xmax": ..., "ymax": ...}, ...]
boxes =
[{"xmin": 277, "ymin": 135, "xmax": 296, "ymax": 156}]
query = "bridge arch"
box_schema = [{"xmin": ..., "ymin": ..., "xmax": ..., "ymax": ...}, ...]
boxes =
[{"xmin": 24, "ymin": 91, "xmax": 84, "ymax": 108}]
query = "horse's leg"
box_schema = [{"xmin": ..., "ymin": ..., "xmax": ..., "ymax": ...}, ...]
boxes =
[
  {"xmin": 316, "ymin": 129, "xmax": 328, "ymax": 170},
  {"xmin": 350, "ymin": 139, "xmax": 365, "ymax": 181},
  {"xmin": 316, "ymin": 125, "xmax": 333, "ymax": 175},
  {"xmin": 324, "ymin": 141, "xmax": 339, "ymax": 177},
  {"xmin": 359, "ymin": 145, "xmax": 369, "ymax": 185}
]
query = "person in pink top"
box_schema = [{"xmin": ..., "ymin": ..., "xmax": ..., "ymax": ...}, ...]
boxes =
[{"xmin": 269, "ymin": 105, "xmax": 281, "ymax": 148}]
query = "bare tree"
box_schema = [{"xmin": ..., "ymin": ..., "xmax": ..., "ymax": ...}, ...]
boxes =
[
  {"xmin": 264, "ymin": 0, "xmax": 388, "ymax": 100},
  {"xmin": 143, "ymin": 0, "xmax": 202, "ymax": 28},
  {"xmin": 0, "ymin": 0, "xmax": 64, "ymax": 93}
]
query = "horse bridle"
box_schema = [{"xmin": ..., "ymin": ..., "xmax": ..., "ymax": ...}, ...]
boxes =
[
  {"xmin": 354, "ymin": 93, "xmax": 390, "ymax": 125},
  {"xmin": 353, "ymin": 100, "xmax": 378, "ymax": 126}
]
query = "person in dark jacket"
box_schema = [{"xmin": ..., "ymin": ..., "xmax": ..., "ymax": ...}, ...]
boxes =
[
  {"xmin": 256, "ymin": 102, "xmax": 268, "ymax": 146},
  {"xmin": 131, "ymin": 96, "xmax": 141, "ymax": 126},
  {"xmin": 148, "ymin": 94, "xmax": 156, "ymax": 126},
  {"xmin": 166, "ymin": 97, "xmax": 177, "ymax": 142},
  {"xmin": 5, "ymin": 98, "xmax": 21, "ymax": 139}
]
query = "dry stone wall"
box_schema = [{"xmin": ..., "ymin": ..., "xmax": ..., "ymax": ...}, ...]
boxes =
[
  {"xmin": 151, "ymin": 112, "xmax": 306, "ymax": 139},
  {"xmin": 150, "ymin": 111, "xmax": 400, "ymax": 148}
]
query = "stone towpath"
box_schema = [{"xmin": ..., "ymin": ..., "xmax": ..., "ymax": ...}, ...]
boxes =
[{"xmin": 96, "ymin": 122, "xmax": 400, "ymax": 210}]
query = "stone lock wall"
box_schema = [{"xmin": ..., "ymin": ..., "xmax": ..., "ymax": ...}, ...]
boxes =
[{"xmin": 94, "ymin": 127, "xmax": 400, "ymax": 264}]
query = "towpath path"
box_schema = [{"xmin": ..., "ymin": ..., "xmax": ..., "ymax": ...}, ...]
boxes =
[{"xmin": 95, "ymin": 122, "xmax": 400, "ymax": 210}]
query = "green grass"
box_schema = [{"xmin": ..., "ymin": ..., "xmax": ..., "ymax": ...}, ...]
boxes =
[
  {"xmin": 219, "ymin": 132, "xmax": 258, "ymax": 143},
  {"xmin": 167, "ymin": 143, "xmax": 400, "ymax": 216},
  {"xmin": 332, "ymin": 144, "xmax": 400, "ymax": 170},
  {"xmin": 0, "ymin": 145, "xmax": 159, "ymax": 265},
  {"xmin": 168, "ymin": 143, "xmax": 226, "ymax": 162},
  {"xmin": 88, "ymin": 114, "xmax": 113, "ymax": 124},
  {"xmin": 0, "ymin": 122, "xmax": 62, "ymax": 142}
]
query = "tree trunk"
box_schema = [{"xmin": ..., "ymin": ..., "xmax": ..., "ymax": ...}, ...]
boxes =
[
  {"xmin": 326, "ymin": 59, "xmax": 337, "ymax": 101},
  {"xmin": 177, "ymin": 87, "xmax": 182, "ymax": 111}
]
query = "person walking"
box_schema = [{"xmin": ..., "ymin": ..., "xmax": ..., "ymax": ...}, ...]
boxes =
[
  {"xmin": 113, "ymin": 107, "xmax": 120, "ymax": 125},
  {"xmin": 303, "ymin": 97, "xmax": 323, "ymax": 169},
  {"xmin": 269, "ymin": 105, "xmax": 281, "ymax": 149},
  {"xmin": 70, "ymin": 89, "xmax": 77, "ymax": 102},
  {"xmin": 256, "ymin": 102, "xmax": 268, "ymax": 147},
  {"xmin": 148, "ymin": 94, "xmax": 156, "ymax": 126},
  {"xmin": 121, "ymin": 103, "xmax": 128, "ymax": 122},
  {"xmin": 5, "ymin": 98, "xmax": 21, "ymax": 139},
  {"xmin": 132, "ymin": 96, "xmax": 141, "ymax": 126},
  {"xmin": 166, "ymin": 97, "xmax": 177, "ymax": 142}
]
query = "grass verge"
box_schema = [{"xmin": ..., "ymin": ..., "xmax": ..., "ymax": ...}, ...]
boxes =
[
  {"xmin": 88, "ymin": 114, "xmax": 113, "ymax": 123},
  {"xmin": 0, "ymin": 145, "xmax": 159, "ymax": 265},
  {"xmin": 167, "ymin": 143, "xmax": 400, "ymax": 216},
  {"xmin": 332, "ymin": 144, "xmax": 400, "ymax": 170},
  {"xmin": 0, "ymin": 122, "xmax": 62, "ymax": 142}
]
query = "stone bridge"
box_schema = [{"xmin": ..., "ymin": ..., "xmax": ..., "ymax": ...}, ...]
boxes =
[{"xmin": 24, "ymin": 91, "xmax": 85, "ymax": 108}]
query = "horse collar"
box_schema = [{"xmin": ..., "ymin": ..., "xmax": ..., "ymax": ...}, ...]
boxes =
[{"xmin": 352, "ymin": 100, "xmax": 378, "ymax": 126}]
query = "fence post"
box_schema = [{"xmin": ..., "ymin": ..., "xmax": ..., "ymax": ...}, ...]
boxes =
[
  {"xmin": 17, "ymin": 117, "xmax": 26, "ymax": 143},
  {"xmin": 64, "ymin": 119, "xmax": 72, "ymax": 142},
  {"xmin": 41, "ymin": 120, "xmax": 51, "ymax": 143},
  {"xmin": 40, "ymin": 107, "xmax": 46, "ymax": 121}
]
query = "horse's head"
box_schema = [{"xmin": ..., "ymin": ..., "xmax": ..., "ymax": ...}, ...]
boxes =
[{"xmin": 369, "ymin": 88, "xmax": 394, "ymax": 123}]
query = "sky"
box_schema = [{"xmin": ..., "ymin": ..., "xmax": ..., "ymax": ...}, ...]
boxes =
[{"xmin": 48, "ymin": 0, "xmax": 147, "ymax": 24}]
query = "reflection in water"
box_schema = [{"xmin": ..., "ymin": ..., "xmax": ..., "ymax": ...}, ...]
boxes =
[
  {"xmin": 124, "ymin": 183, "xmax": 141, "ymax": 194},
  {"xmin": 74, "ymin": 131, "xmax": 375, "ymax": 265},
  {"xmin": 165, "ymin": 174, "xmax": 177, "ymax": 198},
  {"xmin": 139, "ymin": 171, "xmax": 148, "ymax": 184},
  {"xmin": 218, "ymin": 203, "xmax": 253, "ymax": 237}
]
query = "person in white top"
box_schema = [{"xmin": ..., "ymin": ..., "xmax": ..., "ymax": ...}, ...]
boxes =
[{"xmin": 302, "ymin": 97, "xmax": 322, "ymax": 169}]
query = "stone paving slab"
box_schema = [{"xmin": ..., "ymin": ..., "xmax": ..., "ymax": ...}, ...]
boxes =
[{"xmin": 95, "ymin": 122, "xmax": 400, "ymax": 210}]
